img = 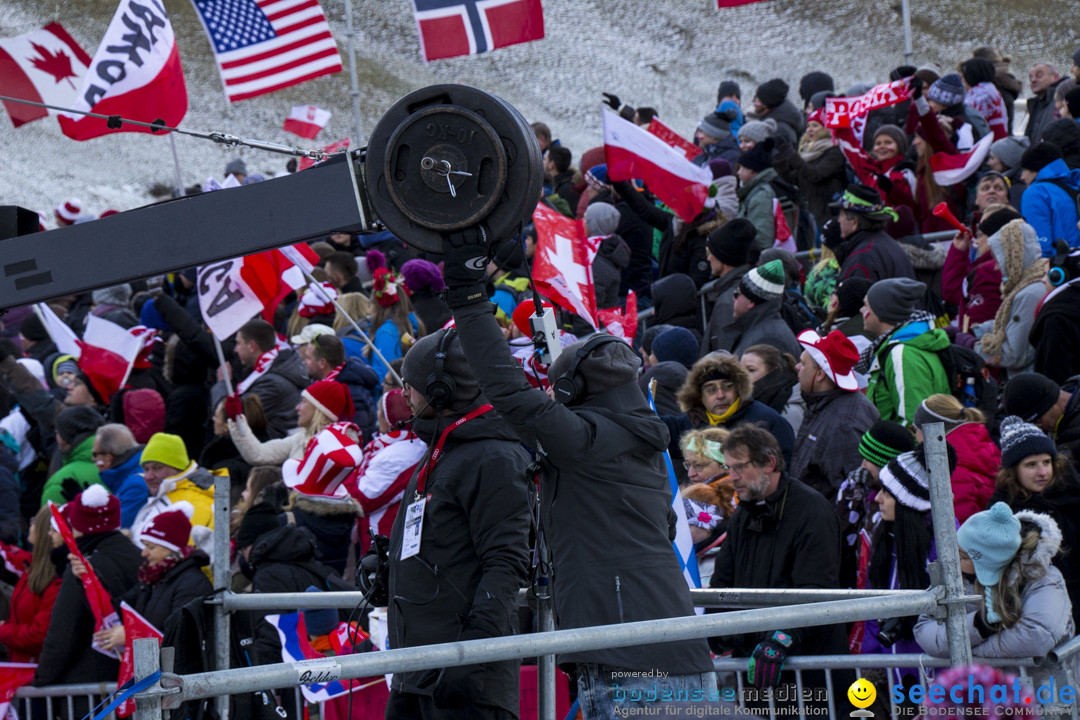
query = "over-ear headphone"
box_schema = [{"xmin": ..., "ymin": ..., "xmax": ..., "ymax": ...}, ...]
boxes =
[
  {"xmin": 425, "ymin": 328, "xmax": 458, "ymax": 411},
  {"xmin": 1048, "ymin": 238, "xmax": 1080, "ymax": 287},
  {"xmin": 551, "ymin": 334, "xmax": 624, "ymax": 405}
]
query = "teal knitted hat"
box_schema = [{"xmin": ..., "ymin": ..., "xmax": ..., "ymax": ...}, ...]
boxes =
[
  {"xmin": 958, "ymin": 502, "xmax": 1021, "ymax": 587},
  {"xmin": 739, "ymin": 259, "xmax": 786, "ymax": 305}
]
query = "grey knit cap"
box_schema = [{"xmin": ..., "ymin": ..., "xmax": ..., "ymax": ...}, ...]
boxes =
[
  {"xmin": 738, "ymin": 119, "xmax": 776, "ymax": 144},
  {"xmin": 548, "ymin": 335, "xmax": 641, "ymax": 404},
  {"xmin": 91, "ymin": 283, "xmax": 133, "ymax": 307},
  {"xmin": 866, "ymin": 278, "xmax": 925, "ymax": 325},
  {"xmin": 401, "ymin": 328, "xmax": 482, "ymax": 413}
]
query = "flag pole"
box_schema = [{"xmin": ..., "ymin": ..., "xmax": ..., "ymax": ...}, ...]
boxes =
[
  {"xmin": 168, "ymin": 133, "xmax": 185, "ymax": 197},
  {"xmin": 300, "ymin": 271, "xmax": 401, "ymax": 385},
  {"xmin": 901, "ymin": 0, "xmax": 913, "ymax": 64},
  {"xmin": 342, "ymin": 0, "xmax": 365, "ymax": 146},
  {"xmin": 213, "ymin": 335, "xmax": 235, "ymax": 397}
]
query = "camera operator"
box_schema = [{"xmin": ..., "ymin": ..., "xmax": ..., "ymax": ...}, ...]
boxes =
[
  {"xmin": 384, "ymin": 327, "xmax": 533, "ymax": 719},
  {"xmin": 440, "ymin": 228, "xmax": 714, "ymax": 719}
]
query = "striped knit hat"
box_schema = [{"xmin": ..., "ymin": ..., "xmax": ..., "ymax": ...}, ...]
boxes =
[
  {"xmin": 55, "ymin": 198, "xmax": 82, "ymax": 223},
  {"xmin": 739, "ymin": 259, "xmax": 786, "ymax": 305},
  {"xmin": 283, "ymin": 422, "xmax": 363, "ymax": 499},
  {"xmin": 858, "ymin": 420, "xmax": 915, "ymax": 469},
  {"xmin": 879, "ymin": 449, "xmax": 932, "ymax": 512},
  {"xmin": 999, "ymin": 415, "xmax": 1056, "ymax": 468}
]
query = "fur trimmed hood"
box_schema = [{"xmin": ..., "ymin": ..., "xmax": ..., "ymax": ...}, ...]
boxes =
[
  {"xmin": 1014, "ymin": 509, "xmax": 1063, "ymax": 570},
  {"xmin": 290, "ymin": 492, "xmax": 362, "ymax": 518},
  {"xmin": 678, "ymin": 353, "xmax": 752, "ymax": 416}
]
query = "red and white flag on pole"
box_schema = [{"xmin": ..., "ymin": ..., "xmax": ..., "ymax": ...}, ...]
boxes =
[
  {"xmin": 0, "ymin": 23, "xmax": 91, "ymax": 128},
  {"xmin": 772, "ymin": 199, "xmax": 796, "ymax": 253},
  {"xmin": 0, "ymin": 663, "xmax": 36, "ymax": 719},
  {"xmin": 298, "ymin": 138, "xmax": 350, "ymax": 171},
  {"xmin": 35, "ymin": 304, "xmax": 142, "ymax": 402},
  {"xmin": 929, "ymin": 133, "xmax": 994, "ymax": 187},
  {"xmin": 283, "ymin": 104, "xmax": 331, "ymax": 139},
  {"xmin": 646, "ymin": 117, "xmax": 702, "ymax": 161},
  {"xmin": 116, "ymin": 602, "xmax": 163, "ymax": 718},
  {"xmin": 411, "ymin": 0, "xmax": 545, "ymax": 62},
  {"xmin": 58, "ymin": 0, "xmax": 187, "ymax": 140},
  {"xmin": 532, "ymin": 203, "xmax": 597, "ymax": 328},
  {"xmin": 197, "ymin": 244, "xmax": 320, "ymax": 339},
  {"xmin": 603, "ymin": 108, "xmax": 713, "ymax": 223},
  {"xmin": 596, "ymin": 290, "xmax": 638, "ymax": 345}
]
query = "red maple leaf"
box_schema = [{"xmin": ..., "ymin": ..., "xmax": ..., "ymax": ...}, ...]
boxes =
[{"xmin": 28, "ymin": 42, "xmax": 77, "ymax": 89}]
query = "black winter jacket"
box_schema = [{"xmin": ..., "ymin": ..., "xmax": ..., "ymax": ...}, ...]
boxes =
[
  {"xmin": 116, "ymin": 552, "xmax": 212, "ymax": 633},
  {"xmin": 453, "ymin": 301, "xmax": 713, "ymax": 675},
  {"xmin": 789, "ymin": 388, "xmax": 880, "ymax": 501},
  {"xmin": 837, "ymin": 229, "xmax": 917, "ymax": 283},
  {"xmin": 213, "ymin": 350, "xmax": 309, "ymax": 439},
  {"xmin": 588, "ymin": 190, "xmax": 655, "ymax": 299},
  {"xmin": 282, "ymin": 495, "xmax": 358, "ymax": 575},
  {"xmin": 387, "ymin": 404, "xmax": 532, "ymax": 709},
  {"xmin": 663, "ymin": 398, "xmax": 796, "ymax": 472},
  {"xmin": 709, "ymin": 473, "xmax": 847, "ymax": 657},
  {"xmin": 1030, "ymin": 284, "xmax": 1080, "ymax": 386},
  {"xmin": 700, "ymin": 266, "xmax": 750, "ymax": 356},
  {"xmin": 592, "ymin": 233, "xmax": 632, "ymax": 310},
  {"xmin": 34, "ymin": 531, "xmax": 142, "ymax": 686}
]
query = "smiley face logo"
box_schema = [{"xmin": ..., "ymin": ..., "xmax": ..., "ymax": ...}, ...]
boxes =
[{"xmin": 847, "ymin": 678, "xmax": 876, "ymax": 709}]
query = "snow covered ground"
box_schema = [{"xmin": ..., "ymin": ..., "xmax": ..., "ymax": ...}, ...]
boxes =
[{"xmin": 2, "ymin": 0, "xmax": 1079, "ymax": 220}]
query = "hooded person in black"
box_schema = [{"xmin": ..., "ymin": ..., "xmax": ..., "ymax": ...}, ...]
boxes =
[
  {"xmin": 440, "ymin": 228, "xmax": 715, "ymax": 719},
  {"xmin": 386, "ymin": 327, "xmax": 533, "ymax": 719}
]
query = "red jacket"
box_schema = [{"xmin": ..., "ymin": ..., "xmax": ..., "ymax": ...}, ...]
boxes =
[
  {"xmin": 941, "ymin": 245, "xmax": 1003, "ymax": 329},
  {"xmin": 0, "ymin": 570, "xmax": 62, "ymax": 662},
  {"xmin": 947, "ymin": 422, "xmax": 1001, "ymax": 524}
]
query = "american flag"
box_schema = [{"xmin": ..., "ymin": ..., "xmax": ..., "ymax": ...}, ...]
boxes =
[{"xmin": 191, "ymin": 0, "xmax": 342, "ymax": 102}]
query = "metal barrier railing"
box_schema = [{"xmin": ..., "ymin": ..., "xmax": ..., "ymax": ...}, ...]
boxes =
[{"xmin": 14, "ymin": 683, "xmax": 117, "ymax": 720}]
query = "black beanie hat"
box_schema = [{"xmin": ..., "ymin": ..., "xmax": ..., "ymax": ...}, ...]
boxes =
[
  {"xmin": 18, "ymin": 313, "xmax": 48, "ymax": 343},
  {"xmin": 1020, "ymin": 142, "xmax": 1063, "ymax": 173},
  {"xmin": 236, "ymin": 503, "xmax": 283, "ymax": 549},
  {"xmin": 706, "ymin": 218, "xmax": 757, "ymax": 267},
  {"xmin": 890, "ymin": 65, "xmax": 918, "ymax": 81},
  {"xmin": 1066, "ymin": 87, "xmax": 1080, "ymax": 122},
  {"xmin": 738, "ymin": 137, "xmax": 775, "ymax": 172},
  {"xmin": 961, "ymin": 57, "xmax": 996, "ymax": 87},
  {"xmin": 1073, "ymin": 47, "xmax": 1080, "ymax": 68},
  {"xmin": 978, "ymin": 207, "xmax": 1023, "ymax": 238},
  {"xmin": 1003, "ymin": 373, "xmax": 1062, "ymax": 423},
  {"xmin": 755, "ymin": 79, "xmax": 789, "ymax": 109},
  {"xmin": 835, "ymin": 276, "xmax": 873, "ymax": 318},
  {"xmin": 401, "ymin": 328, "xmax": 483, "ymax": 414},
  {"xmin": 858, "ymin": 420, "xmax": 917, "ymax": 468},
  {"xmin": 640, "ymin": 324, "xmax": 674, "ymax": 356},
  {"xmin": 798, "ymin": 71, "xmax": 834, "ymax": 105},
  {"xmin": 717, "ymin": 80, "xmax": 742, "ymax": 103},
  {"xmin": 55, "ymin": 405, "xmax": 105, "ymax": 446}
]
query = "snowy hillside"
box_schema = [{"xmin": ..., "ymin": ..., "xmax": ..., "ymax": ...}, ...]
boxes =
[{"xmin": 2, "ymin": 0, "xmax": 1080, "ymax": 220}]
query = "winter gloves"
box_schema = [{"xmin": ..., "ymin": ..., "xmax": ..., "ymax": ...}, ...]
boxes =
[
  {"xmin": 747, "ymin": 630, "xmax": 795, "ymax": 688},
  {"xmin": 441, "ymin": 226, "xmax": 492, "ymax": 309},
  {"xmin": 225, "ymin": 395, "xmax": 244, "ymax": 421}
]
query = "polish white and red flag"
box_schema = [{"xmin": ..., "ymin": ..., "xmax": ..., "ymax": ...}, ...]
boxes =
[
  {"xmin": 0, "ymin": 23, "xmax": 91, "ymax": 128},
  {"xmin": 596, "ymin": 290, "xmax": 638, "ymax": 345},
  {"xmin": 930, "ymin": 133, "xmax": 994, "ymax": 187},
  {"xmin": 603, "ymin": 107, "xmax": 713, "ymax": 223},
  {"xmin": 532, "ymin": 203, "xmax": 598, "ymax": 328},
  {"xmin": 283, "ymin": 103, "xmax": 331, "ymax": 139},
  {"xmin": 197, "ymin": 244, "xmax": 320, "ymax": 339},
  {"xmin": 298, "ymin": 138, "xmax": 349, "ymax": 171},
  {"xmin": 0, "ymin": 663, "xmax": 36, "ymax": 719},
  {"xmin": 58, "ymin": 0, "xmax": 188, "ymax": 140},
  {"xmin": 646, "ymin": 118, "xmax": 702, "ymax": 161},
  {"xmin": 36, "ymin": 304, "xmax": 143, "ymax": 402},
  {"xmin": 116, "ymin": 603, "xmax": 163, "ymax": 718}
]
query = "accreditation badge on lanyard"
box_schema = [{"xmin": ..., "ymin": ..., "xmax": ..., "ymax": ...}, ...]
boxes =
[{"xmin": 399, "ymin": 404, "xmax": 493, "ymax": 560}]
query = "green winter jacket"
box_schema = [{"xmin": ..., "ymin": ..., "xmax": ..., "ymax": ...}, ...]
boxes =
[
  {"xmin": 40, "ymin": 435, "xmax": 105, "ymax": 506},
  {"xmin": 737, "ymin": 167, "xmax": 779, "ymax": 250},
  {"xmin": 866, "ymin": 322, "xmax": 951, "ymax": 426}
]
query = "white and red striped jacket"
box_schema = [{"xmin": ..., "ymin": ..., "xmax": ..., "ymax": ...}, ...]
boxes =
[{"xmin": 345, "ymin": 429, "xmax": 426, "ymax": 553}]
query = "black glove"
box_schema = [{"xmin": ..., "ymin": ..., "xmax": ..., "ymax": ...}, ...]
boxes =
[
  {"xmin": 441, "ymin": 226, "xmax": 491, "ymax": 308},
  {"xmin": 602, "ymin": 92, "xmax": 622, "ymax": 110},
  {"xmin": 772, "ymin": 135, "xmax": 794, "ymax": 161},
  {"xmin": 821, "ymin": 218, "xmax": 843, "ymax": 250},
  {"xmin": 875, "ymin": 173, "xmax": 895, "ymax": 193},
  {"xmin": 60, "ymin": 477, "xmax": 83, "ymax": 503},
  {"xmin": 908, "ymin": 76, "xmax": 923, "ymax": 100},
  {"xmin": 973, "ymin": 609, "xmax": 996, "ymax": 639},
  {"xmin": 747, "ymin": 630, "xmax": 795, "ymax": 688}
]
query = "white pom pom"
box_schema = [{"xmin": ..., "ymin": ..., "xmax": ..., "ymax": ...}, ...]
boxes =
[
  {"xmin": 81, "ymin": 484, "xmax": 111, "ymax": 508},
  {"xmin": 170, "ymin": 500, "xmax": 195, "ymax": 520}
]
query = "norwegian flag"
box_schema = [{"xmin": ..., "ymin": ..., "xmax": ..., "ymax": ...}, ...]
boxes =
[
  {"xmin": 0, "ymin": 663, "xmax": 36, "ymax": 720},
  {"xmin": 410, "ymin": 0, "xmax": 544, "ymax": 62},
  {"xmin": 929, "ymin": 133, "xmax": 994, "ymax": 187},
  {"xmin": 283, "ymin": 103, "xmax": 331, "ymax": 139},
  {"xmin": 603, "ymin": 107, "xmax": 713, "ymax": 222},
  {"xmin": 532, "ymin": 202, "xmax": 597, "ymax": 328},
  {"xmin": 116, "ymin": 603, "xmax": 163, "ymax": 718},
  {"xmin": 596, "ymin": 290, "xmax": 638, "ymax": 345},
  {"xmin": 0, "ymin": 23, "xmax": 91, "ymax": 128},
  {"xmin": 772, "ymin": 199, "xmax": 796, "ymax": 253},
  {"xmin": 35, "ymin": 304, "xmax": 142, "ymax": 402},
  {"xmin": 48, "ymin": 501, "xmax": 121, "ymax": 658},
  {"xmin": 197, "ymin": 243, "xmax": 320, "ymax": 339}
]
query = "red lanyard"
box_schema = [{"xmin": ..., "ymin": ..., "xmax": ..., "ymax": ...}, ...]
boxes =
[{"xmin": 415, "ymin": 404, "xmax": 493, "ymax": 495}]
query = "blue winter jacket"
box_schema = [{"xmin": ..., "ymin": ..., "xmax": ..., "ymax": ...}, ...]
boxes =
[
  {"xmin": 98, "ymin": 448, "xmax": 149, "ymax": 529},
  {"xmin": 1020, "ymin": 159, "xmax": 1080, "ymax": 256}
]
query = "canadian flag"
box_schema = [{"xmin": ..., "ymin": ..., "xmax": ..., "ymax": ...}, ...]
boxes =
[
  {"xmin": 58, "ymin": 0, "xmax": 187, "ymax": 140},
  {"xmin": 36, "ymin": 304, "xmax": 142, "ymax": 402},
  {"xmin": 596, "ymin": 290, "xmax": 638, "ymax": 345},
  {"xmin": 929, "ymin": 133, "xmax": 994, "ymax": 187},
  {"xmin": 532, "ymin": 203, "xmax": 598, "ymax": 328},
  {"xmin": 283, "ymin": 104, "xmax": 331, "ymax": 140},
  {"xmin": 603, "ymin": 107, "xmax": 713, "ymax": 222},
  {"xmin": 0, "ymin": 23, "xmax": 91, "ymax": 128},
  {"xmin": 197, "ymin": 244, "xmax": 320, "ymax": 340},
  {"xmin": 116, "ymin": 602, "xmax": 163, "ymax": 718}
]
